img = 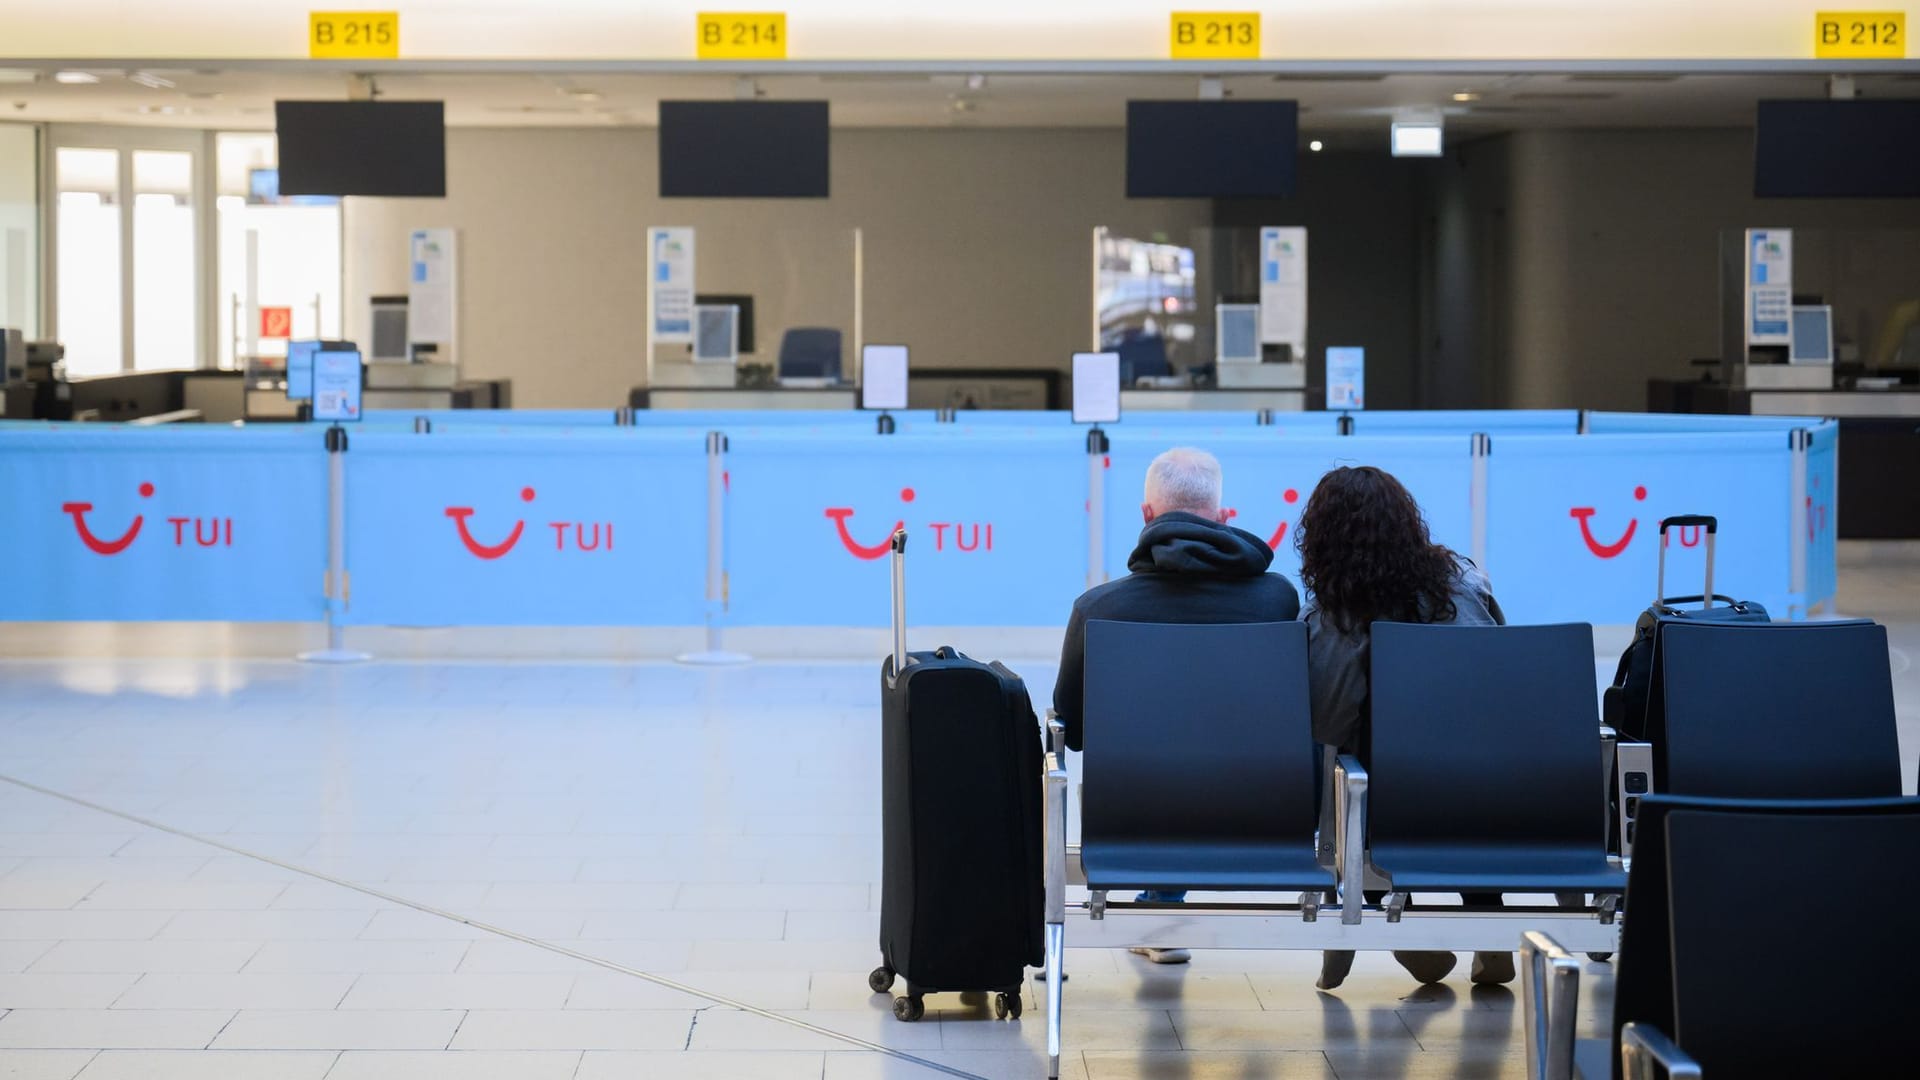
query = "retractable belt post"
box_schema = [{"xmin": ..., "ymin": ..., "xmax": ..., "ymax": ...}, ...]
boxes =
[
  {"xmin": 1086, "ymin": 426, "xmax": 1110, "ymax": 590},
  {"xmin": 298, "ymin": 424, "xmax": 372, "ymax": 664},
  {"xmin": 677, "ymin": 431, "xmax": 752, "ymax": 666}
]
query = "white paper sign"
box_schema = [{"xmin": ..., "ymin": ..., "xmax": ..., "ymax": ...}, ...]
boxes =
[
  {"xmin": 1325, "ymin": 346, "xmax": 1365, "ymax": 410},
  {"xmin": 1072, "ymin": 351, "xmax": 1121, "ymax": 424},
  {"xmin": 1745, "ymin": 228, "xmax": 1793, "ymax": 346},
  {"xmin": 649, "ymin": 226, "xmax": 696, "ymax": 344},
  {"xmin": 407, "ymin": 228, "xmax": 457, "ymax": 347},
  {"xmin": 862, "ymin": 344, "xmax": 909, "ymax": 410},
  {"xmin": 1259, "ymin": 226, "xmax": 1308, "ymax": 358}
]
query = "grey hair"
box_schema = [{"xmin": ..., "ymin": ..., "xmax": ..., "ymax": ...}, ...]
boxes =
[{"xmin": 1144, "ymin": 447, "xmax": 1223, "ymax": 515}]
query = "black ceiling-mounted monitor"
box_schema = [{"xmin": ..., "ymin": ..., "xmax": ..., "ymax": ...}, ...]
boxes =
[
  {"xmin": 1755, "ymin": 100, "xmax": 1920, "ymax": 198},
  {"xmin": 659, "ymin": 101, "xmax": 830, "ymax": 198},
  {"xmin": 275, "ymin": 101, "xmax": 447, "ymax": 198},
  {"xmin": 1126, "ymin": 100, "xmax": 1299, "ymax": 198}
]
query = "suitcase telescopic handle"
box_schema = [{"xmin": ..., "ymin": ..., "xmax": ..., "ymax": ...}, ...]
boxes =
[
  {"xmin": 1658, "ymin": 515, "xmax": 1718, "ymax": 534},
  {"xmin": 1655, "ymin": 516, "xmax": 1716, "ymax": 610},
  {"xmin": 890, "ymin": 528, "xmax": 909, "ymax": 678}
]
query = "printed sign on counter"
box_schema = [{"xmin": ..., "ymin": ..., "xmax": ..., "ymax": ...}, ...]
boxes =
[
  {"xmin": 308, "ymin": 11, "xmax": 399, "ymax": 59},
  {"xmin": 1815, "ymin": 12, "xmax": 1906, "ymax": 57},
  {"xmin": 1326, "ymin": 347, "xmax": 1365, "ymax": 410},
  {"xmin": 1072, "ymin": 352, "xmax": 1121, "ymax": 424},
  {"xmin": 697, "ymin": 12, "xmax": 788, "ymax": 59},
  {"xmin": 861, "ymin": 344, "xmax": 909, "ymax": 411},
  {"xmin": 648, "ymin": 227, "xmax": 696, "ymax": 344},
  {"xmin": 311, "ymin": 349, "xmax": 363, "ymax": 423},
  {"xmin": 1170, "ymin": 12, "xmax": 1261, "ymax": 59}
]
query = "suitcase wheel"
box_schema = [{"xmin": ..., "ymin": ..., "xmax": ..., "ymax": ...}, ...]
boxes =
[
  {"xmin": 892, "ymin": 994, "xmax": 926, "ymax": 1022},
  {"xmin": 868, "ymin": 966, "xmax": 895, "ymax": 995},
  {"xmin": 993, "ymin": 991, "xmax": 1022, "ymax": 1020}
]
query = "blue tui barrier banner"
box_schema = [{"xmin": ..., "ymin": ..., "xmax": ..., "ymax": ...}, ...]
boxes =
[
  {"xmin": 338, "ymin": 429, "xmax": 708, "ymax": 626},
  {"xmin": 0, "ymin": 426, "xmax": 326, "ymax": 620}
]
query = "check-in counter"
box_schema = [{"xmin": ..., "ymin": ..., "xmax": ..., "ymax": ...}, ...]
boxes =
[
  {"xmin": 631, "ymin": 387, "xmax": 859, "ymax": 410},
  {"xmin": 1650, "ymin": 379, "xmax": 1920, "ymax": 538},
  {"xmin": 1122, "ymin": 388, "xmax": 1307, "ymax": 412}
]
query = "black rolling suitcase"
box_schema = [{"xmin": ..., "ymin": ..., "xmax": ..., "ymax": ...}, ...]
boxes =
[
  {"xmin": 1602, "ymin": 515, "xmax": 1772, "ymax": 746},
  {"xmin": 869, "ymin": 528, "xmax": 1044, "ymax": 1023}
]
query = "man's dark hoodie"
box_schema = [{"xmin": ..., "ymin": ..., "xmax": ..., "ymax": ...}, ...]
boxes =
[{"xmin": 1052, "ymin": 511, "xmax": 1301, "ymax": 751}]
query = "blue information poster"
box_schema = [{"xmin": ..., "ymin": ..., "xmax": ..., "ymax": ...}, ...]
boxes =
[
  {"xmin": 285, "ymin": 340, "xmax": 319, "ymax": 401},
  {"xmin": 311, "ymin": 350, "xmax": 364, "ymax": 423},
  {"xmin": 1326, "ymin": 346, "xmax": 1365, "ymax": 410}
]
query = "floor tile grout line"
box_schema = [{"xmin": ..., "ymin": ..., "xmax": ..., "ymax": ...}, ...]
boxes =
[{"xmin": 0, "ymin": 772, "xmax": 985, "ymax": 1080}]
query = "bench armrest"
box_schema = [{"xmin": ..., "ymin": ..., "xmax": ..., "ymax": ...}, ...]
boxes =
[
  {"xmin": 1334, "ymin": 754, "xmax": 1368, "ymax": 925},
  {"xmin": 1620, "ymin": 1022, "xmax": 1703, "ymax": 1080},
  {"xmin": 1520, "ymin": 931, "xmax": 1582, "ymax": 1080},
  {"xmin": 1043, "ymin": 750, "xmax": 1068, "ymax": 924}
]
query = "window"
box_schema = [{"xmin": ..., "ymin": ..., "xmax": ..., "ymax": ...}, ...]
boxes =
[
  {"xmin": 215, "ymin": 133, "xmax": 342, "ymax": 369},
  {"xmin": 55, "ymin": 147, "xmax": 121, "ymax": 377},
  {"xmin": 0, "ymin": 124, "xmax": 38, "ymax": 339}
]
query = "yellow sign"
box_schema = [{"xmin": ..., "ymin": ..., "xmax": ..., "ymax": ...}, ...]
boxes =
[
  {"xmin": 309, "ymin": 12, "xmax": 399, "ymax": 59},
  {"xmin": 1170, "ymin": 12, "xmax": 1261, "ymax": 59},
  {"xmin": 1815, "ymin": 11, "xmax": 1906, "ymax": 57},
  {"xmin": 697, "ymin": 12, "xmax": 788, "ymax": 59}
]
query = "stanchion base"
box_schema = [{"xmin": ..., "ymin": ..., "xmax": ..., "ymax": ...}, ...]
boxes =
[
  {"xmin": 297, "ymin": 649, "xmax": 373, "ymax": 664},
  {"xmin": 675, "ymin": 650, "xmax": 753, "ymax": 666}
]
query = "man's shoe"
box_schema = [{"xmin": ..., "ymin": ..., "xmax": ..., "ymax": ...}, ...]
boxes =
[
  {"xmin": 1317, "ymin": 950, "xmax": 1356, "ymax": 990},
  {"xmin": 1128, "ymin": 947, "xmax": 1191, "ymax": 965},
  {"xmin": 1393, "ymin": 950, "xmax": 1459, "ymax": 984},
  {"xmin": 1470, "ymin": 951, "xmax": 1516, "ymax": 985}
]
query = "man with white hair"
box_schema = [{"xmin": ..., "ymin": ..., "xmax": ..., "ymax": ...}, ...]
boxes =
[{"xmin": 1051, "ymin": 447, "xmax": 1301, "ymax": 964}]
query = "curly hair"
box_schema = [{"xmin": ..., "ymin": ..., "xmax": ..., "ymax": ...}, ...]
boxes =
[{"xmin": 1295, "ymin": 466, "xmax": 1461, "ymax": 635}]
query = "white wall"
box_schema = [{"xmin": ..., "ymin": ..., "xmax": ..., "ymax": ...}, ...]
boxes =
[{"xmin": 344, "ymin": 126, "xmax": 1212, "ymax": 409}]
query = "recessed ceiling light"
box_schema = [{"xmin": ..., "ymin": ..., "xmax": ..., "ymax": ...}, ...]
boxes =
[
  {"xmin": 1451, "ymin": 91, "xmax": 1481, "ymax": 102},
  {"xmin": 129, "ymin": 71, "xmax": 176, "ymax": 90},
  {"xmin": 53, "ymin": 71, "xmax": 99, "ymax": 85},
  {"xmin": 1309, "ymin": 139, "xmax": 1324, "ymax": 152}
]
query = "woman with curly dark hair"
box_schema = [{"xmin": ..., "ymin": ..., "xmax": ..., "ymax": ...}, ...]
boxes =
[{"xmin": 1294, "ymin": 465, "xmax": 1511, "ymax": 991}]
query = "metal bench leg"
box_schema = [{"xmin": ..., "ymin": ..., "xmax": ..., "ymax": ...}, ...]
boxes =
[
  {"xmin": 1042, "ymin": 745, "xmax": 1068, "ymax": 1079},
  {"xmin": 1521, "ymin": 931, "xmax": 1581, "ymax": 1080},
  {"xmin": 1045, "ymin": 921, "xmax": 1064, "ymax": 1078}
]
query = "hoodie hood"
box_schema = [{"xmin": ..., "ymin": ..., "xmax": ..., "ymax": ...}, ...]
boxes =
[{"xmin": 1127, "ymin": 511, "xmax": 1276, "ymax": 576}]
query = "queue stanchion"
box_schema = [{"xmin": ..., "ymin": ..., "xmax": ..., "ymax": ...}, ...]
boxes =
[
  {"xmin": 1469, "ymin": 432, "xmax": 1491, "ymax": 571},
  {"xmin": 1788, "ymin": 427, "xmax": 1811, "ymax": 618},
  {"xmin": 677, "ymin": 431, "xmax": 752, "ymax": 666},
  {"xmin": 876, "ymin": 411, "xmax": 895, "ymax": 435},
  {"xmin": 298, "ymin": 424, "xmax": 372, "ymax": 664},
  {"xmin": 1337, "ymin": 413, "xmax": 1354, "ymax": 436},
  {"xmin": 1577, "ymin": 409, "xmax": 1590, "ymax": 435},
  {"xmin": 413, "ymin": 416, "xmax": 431, "ymax": 434},
  {"xmin": 1256, "ymin": 408, "xmax": 1274, "ymax": 426},
  {"xmin": 614, "ymin": 406, "xmax": 636, "ymax": 427},
  {"xmin": 1086, "ymin": 426, "xmax": 1110, "ymax": 590}
]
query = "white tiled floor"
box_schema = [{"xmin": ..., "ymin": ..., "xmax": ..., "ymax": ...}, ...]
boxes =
[{"xmin": 0, "ymin": 542, "xmax": 1914, "ymax": 1080}]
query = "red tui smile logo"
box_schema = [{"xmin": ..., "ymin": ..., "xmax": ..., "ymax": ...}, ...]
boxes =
[
  {"xmin": 447, "ymin": 487, "xmax": 535, "ymax": 560},
  {"xmin": 825, "ymin": 487, "xmax": 995, "ymax": 560},
  {"xmin": 1569, "ymin": 486, "xmax": 1645, "ymax": 559},
  {"xmin": 62, "ymin": 482, "xmax": 154, "ymax": 555},
  {"xmin": 1223, "ymin": 487, "xmax": 1301, "ymax": 550},
  {"xmin": 826, "ymin": 487, "xmax": 913, "ymax": 560}
]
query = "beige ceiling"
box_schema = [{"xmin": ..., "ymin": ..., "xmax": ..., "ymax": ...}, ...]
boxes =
[{"xmin": 1, "ymin": 67, "xmax": 1916, "ymax": 137}]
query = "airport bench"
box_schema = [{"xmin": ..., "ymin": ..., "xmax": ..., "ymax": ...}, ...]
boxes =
[
  {"xmin": 1043, "ymin": 620, "xmax": 1625, "ymax": 1078},
  {"xmin": 1524, "ymin": 794, "xmax": 1920, "ymax": 1080}
]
